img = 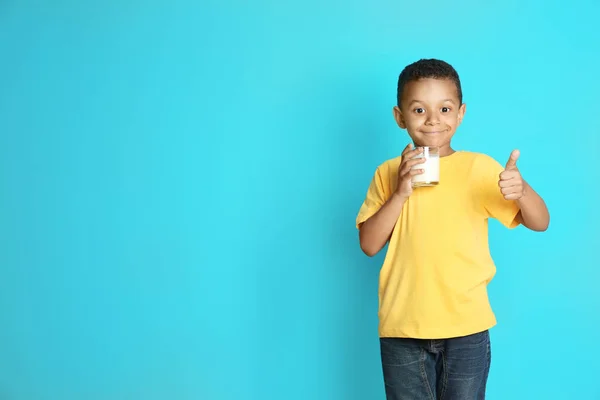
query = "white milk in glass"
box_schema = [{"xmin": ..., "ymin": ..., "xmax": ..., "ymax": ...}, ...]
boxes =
[{"xmin": 411, "ymin": 146, "xmax": 440, "ymax": 187}]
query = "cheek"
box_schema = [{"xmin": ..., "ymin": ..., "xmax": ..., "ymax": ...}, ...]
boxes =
[
  {"xmin": 443, "ymin": 114, "xmax": 459, "ymax": 127},
  {"xmin": 407, "ymin": 115, "xmax": 424, "ymax": 127}
]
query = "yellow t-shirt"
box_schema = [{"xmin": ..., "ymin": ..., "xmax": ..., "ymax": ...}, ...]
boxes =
[{"xmin": 356, "ymin": 151, "xmax": 520, "ymax": 339}]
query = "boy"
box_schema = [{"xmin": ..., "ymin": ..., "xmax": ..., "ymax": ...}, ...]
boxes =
[{"xmin": 356, "ymin": 59, "xmax": 549, "ymax": 400}]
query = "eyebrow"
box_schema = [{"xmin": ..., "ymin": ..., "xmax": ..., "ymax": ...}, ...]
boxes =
[{"xmin": 409, "ymin": 99, "xmax": 456, "ymax": 105}]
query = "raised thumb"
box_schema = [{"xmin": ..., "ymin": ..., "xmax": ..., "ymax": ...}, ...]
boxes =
[{"xmin": 505, "ymin": 149, "xmax": 520, "ymax": 169}]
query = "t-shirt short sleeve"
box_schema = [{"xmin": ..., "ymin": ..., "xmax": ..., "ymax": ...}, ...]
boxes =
[
  {"xmin": 356, "ymin": 166, "xmax": 388, "ymax": 230},
  {"xmin": 477, "ymin": 154, "xmax": 521, "ymax": 229}
]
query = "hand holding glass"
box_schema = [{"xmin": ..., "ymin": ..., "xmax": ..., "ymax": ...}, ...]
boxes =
[{"xmin": 411, "ymin": 146, "xmax": 440, "ymax": 187}]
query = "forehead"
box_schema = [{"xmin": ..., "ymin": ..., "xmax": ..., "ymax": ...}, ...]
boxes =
[{"xmin": 401, "ymin": 78, "xmax": 459, "ymax": 103}]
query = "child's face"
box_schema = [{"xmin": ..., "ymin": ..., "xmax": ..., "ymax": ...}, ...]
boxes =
[{"xmin": 393, "ymin": 78, "xmax": 465, "ymax": 153}]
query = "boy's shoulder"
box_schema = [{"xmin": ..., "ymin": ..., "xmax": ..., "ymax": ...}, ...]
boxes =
[{"xmin": 455, "ymin": 150, "xmax": 504, "ymax": 170}]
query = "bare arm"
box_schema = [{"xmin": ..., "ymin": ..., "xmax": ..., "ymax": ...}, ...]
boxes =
[
  {"xmin": 359, "ymin": 193, "xmax": 408, "ymax": 257},
  {"xmin": 358, "ymin": 144, "xmax": 425, "ymax": 257},
  {"xmin": 500, "ymin": 149, "xmax": 550, "ymax": 232},
  {"xmin": 516, "ymin": 181, "xmax": 549, "ymax": 231}
]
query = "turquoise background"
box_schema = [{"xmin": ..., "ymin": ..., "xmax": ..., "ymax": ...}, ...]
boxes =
[{"xmin": 0, "ymin": 1, "xmax": 598, "ymax": 399}]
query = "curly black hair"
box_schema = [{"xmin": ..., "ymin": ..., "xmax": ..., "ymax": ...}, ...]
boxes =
[{"xmin": 396, "ymin": 59, "xmax": 463, "ymax": 106}]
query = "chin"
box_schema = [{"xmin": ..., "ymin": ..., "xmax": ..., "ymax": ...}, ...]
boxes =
[
  {"xmin": 415, "ymin": 134, "xmax": 452, "ymax": 147},
  {"xmin": 415, "ymin": 139, "xmax": 442, "ymax": 147}
]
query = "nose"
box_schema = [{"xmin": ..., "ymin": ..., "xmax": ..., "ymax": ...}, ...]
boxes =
[{"xmin": 425, "ymin": 110, "xmax": 440, "ymax": 125}]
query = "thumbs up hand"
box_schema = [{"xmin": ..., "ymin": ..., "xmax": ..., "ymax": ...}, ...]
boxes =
[{"xmin": 498, "ymin": 149, "xmax": 525, "ymax": 200}]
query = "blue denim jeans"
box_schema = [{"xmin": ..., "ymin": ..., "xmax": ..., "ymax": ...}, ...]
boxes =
[{"xmin": 380, "ymin": 330, "xmax": 491, "ymax": 400}]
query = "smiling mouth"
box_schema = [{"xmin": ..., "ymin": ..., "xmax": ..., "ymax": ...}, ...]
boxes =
[{"xmin": 422, "ymin": 130, "xmax": 447, "ymax": 135}]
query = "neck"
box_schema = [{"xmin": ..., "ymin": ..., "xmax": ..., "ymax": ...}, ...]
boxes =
[{"xmin": 439, "ymin": 144, "xmax": 455, "ymax": 157}]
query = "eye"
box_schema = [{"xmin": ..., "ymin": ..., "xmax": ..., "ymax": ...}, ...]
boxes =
[
  {"xmin": 441, "ymin": 107, "xmax": 451, "ymax": 113},
  {"xmin": 414, "ymin": 108, "xmax": 425, "ymax": 114}
]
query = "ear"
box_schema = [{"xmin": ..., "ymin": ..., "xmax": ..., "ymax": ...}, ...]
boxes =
[
  {"xmin": 393, "ymin": 106, "xmax": 407, "ymax": 129},
  {"xmin": 457, "ymin": 103, "xmax": 466, "ymax": 126}
]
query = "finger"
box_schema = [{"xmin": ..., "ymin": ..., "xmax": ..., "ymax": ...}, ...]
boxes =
[
  {"xmin": 401, "ymin": 151, "xmax": 425, "ymax": 170},
  {"xmin": 403, "ymin": 147, "xmax": 423, "ymax": 160},
  {"xmin": 400, "ymin": 158, "xmax": 426, "ymax": 175},
  {"xmin": 505, "ymin": 149, "xmax": 520, "ymax": 170},
  {"xmin": 401, "ymin": 143, "xmax": 414, "ymax": 156},
  {"xmin": 504, "ymin": 193, "xmax": 522, "ymax": 200},
  {"xmin": 499, "ymin": 170, "xmax": 519, "ymax": 181},
  {"xmin": 498, "ymin": 178, "xmax": 519, "ymax": 188},
  {"xmin": 501, "ymin": 186, "xmax": 521, "ymax": 196},
  {"xmin": 409, "ymin": 168, "xmax": 425, "ymax": 176},
  {"xmin": 406, "ymin": 157, "xmax": 427, "ymax": 167}
]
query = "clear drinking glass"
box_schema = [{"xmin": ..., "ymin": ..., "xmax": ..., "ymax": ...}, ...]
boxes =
[{"xmin": 411, "ymin": 146, "xmax": 440, "ymax": 187}]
